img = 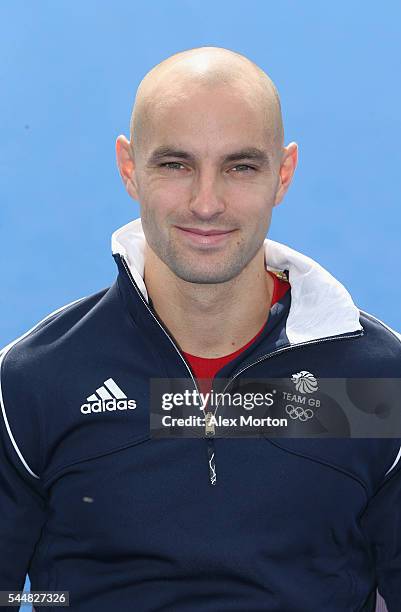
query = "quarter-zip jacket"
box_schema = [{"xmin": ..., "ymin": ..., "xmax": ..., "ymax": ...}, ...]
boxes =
[{"xmin": 1, "ymin": 217, "xmax": 401, "ymax": 611}]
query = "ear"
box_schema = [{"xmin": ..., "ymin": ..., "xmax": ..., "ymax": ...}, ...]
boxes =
[
  {"xmin": 274, "ymin": 142, "xmax": 298, "ymax": 207},
  {"xmin": 115, "ymin": 135, "xmax": 139, "ymax": 200}
]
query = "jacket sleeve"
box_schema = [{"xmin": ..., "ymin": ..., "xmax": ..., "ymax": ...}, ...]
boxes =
[
  {"xmin": 0, "ymin": 348, "xmax": 48, "ymax": 595},
  {"xmin": 359, "ymin": 454, "xmax": 401, "ymax": 611}
]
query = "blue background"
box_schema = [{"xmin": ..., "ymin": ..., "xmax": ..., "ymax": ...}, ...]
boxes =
[{"xmin": 0, "ymin": 1, "xmax": 398, "ymax": 609}]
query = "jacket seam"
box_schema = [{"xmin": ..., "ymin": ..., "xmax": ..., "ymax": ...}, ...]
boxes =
[
  {"xmin": 42, "ymin": 433, "xmax": 151, "ymax": 486},
  {"xmin": 266, "ymin": 438, "xmax": 370, "ymax": 499},
  {"xmin": 0, "ymin": 349, "xmax": 41, "ymax": 480},
  {"xmin": 358, "ymin": 308, "xmax": 401, "ymax": 479},
  {"xmin": 0, "ymin": 295, "xmax": 89, "ymax": 480},
  {"xmin": 370, "ymin": 459, "xmax": 401, "ymax": 497}
]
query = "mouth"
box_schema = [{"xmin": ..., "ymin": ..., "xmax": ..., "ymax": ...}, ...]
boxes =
[{"xmin": 174, "ymin": 226, "xmax": 237, "ymax": 247}]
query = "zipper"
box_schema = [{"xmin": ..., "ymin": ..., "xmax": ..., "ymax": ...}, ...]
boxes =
[
  {"xmin": 119, "ymin": 254, "xmax": 364, "ymax": 485},
  {"xmin": 120, "ymin": 256, "xmax": 201, "ymax": 397},
  {"xmin": 120, "ymin": 255, "xmax": 217, "ymax": 486}
]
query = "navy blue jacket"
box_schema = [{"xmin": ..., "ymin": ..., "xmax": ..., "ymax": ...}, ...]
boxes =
[{"xmin": 1, "ymin": 217, "xmax": 401, "ymax": 611}]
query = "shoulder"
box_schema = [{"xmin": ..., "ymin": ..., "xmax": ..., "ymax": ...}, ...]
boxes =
[
  {"xmin": 0, "ymin": 285, "xmax": 111, "ymax": 479},
  {"xmin": 358, "ymin": 308, "xmax": 401, "ymax": 355},
  {"xmin": 1, "ymin": 285, "xmax": 113, "ymax": 367}
]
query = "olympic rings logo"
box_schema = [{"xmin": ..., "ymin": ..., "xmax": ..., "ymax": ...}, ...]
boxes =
[{"xmin": 285, "ymin": 404, "xmax": 314, "ymax": 421}]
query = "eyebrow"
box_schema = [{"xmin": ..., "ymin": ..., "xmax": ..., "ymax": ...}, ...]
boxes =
[{"xmin": 147, "ymin": 146, "xmax": 270, "ymax": 167}]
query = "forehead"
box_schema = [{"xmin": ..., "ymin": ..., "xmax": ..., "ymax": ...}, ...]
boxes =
[{"xmin": 141, "ymin": 80, "xmax": 272, "ymax": 155}]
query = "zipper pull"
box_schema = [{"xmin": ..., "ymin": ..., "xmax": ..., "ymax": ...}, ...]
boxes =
[
  {"xmin": 203, "ymin": 383, "xmax": 217, "ymax": 485},
  {"xmin": 207, "ymin": 438, "xmax": 217, "ymax": 485}
]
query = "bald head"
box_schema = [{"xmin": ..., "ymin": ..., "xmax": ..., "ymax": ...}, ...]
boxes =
[{"xmin": 129, "ymin": 46, "xmax": 284, "ymax": 166}]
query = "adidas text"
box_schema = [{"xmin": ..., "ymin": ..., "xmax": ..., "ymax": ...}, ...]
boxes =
[{"xmin": 81, "ymin": 398, "xmax": 137, "ymax": 414}]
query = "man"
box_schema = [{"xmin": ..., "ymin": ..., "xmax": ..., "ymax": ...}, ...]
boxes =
[{"xmin": 0, "ymin": 46, "xmax": 400, "ymax": 611}]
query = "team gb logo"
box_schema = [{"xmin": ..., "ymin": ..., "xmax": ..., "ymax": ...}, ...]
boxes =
[{"xmin": 291, "ymin": 370, "xmax": 318, "ymax": 394}]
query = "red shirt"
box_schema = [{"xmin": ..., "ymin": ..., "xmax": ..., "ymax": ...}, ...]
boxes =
[{"xmin": 182, "ymin": 271, "xmax": 290, "ymax": 394}]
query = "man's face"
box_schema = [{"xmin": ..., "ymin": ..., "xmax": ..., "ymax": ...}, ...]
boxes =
[{"xmin": 132, "ymin": 81, "xmax": 283, "ymax": 284}]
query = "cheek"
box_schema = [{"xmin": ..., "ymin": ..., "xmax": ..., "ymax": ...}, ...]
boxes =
[
  {"xmin": 237, "ymin": 201, "xmax": 273, "ymax": 242},
  {"xmin": 226, "ymin": 177, "xmax": 275, "ymax": 204},
  {"xmin": 142, "ymin": 181, "xmax": 191, "ymax": 214},
  {"xmin": 228, "ymin": 187, "xmax": 274, "ymax": 222}
]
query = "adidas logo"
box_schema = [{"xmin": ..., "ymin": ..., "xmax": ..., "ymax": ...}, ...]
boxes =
[{"xmin": 81, "ymin": 378, "xmax": 136, "ymax": 414}]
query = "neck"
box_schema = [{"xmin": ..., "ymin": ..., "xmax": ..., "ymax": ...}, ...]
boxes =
[{"xmin": 143, "ymin": 244, "xmax": 274, "ymax": 358}]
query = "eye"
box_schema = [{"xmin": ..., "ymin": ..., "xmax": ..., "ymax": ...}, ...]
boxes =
[
  {"xmin": 231, "ymin": 164, "xmax": 257, "ymax": 173},
  {"xmin": 160, "ymin": 162, "xmax": 185, "ymax": 170}
]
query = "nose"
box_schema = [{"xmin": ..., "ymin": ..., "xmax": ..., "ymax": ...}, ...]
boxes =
[{"xmin": 188, "ymin": 167, "xmax": 226, "ymax": 220}]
